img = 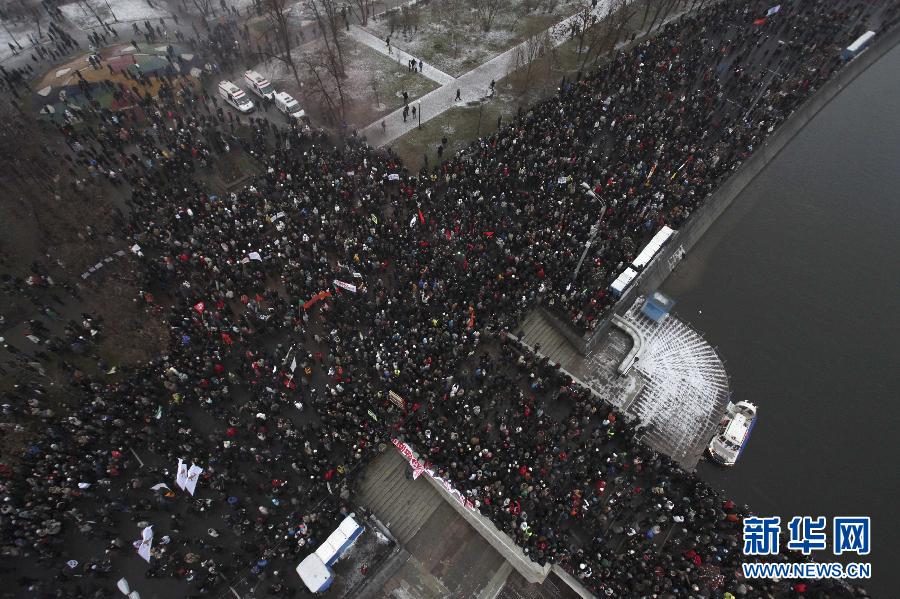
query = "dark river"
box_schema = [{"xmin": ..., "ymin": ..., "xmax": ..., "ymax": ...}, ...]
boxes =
[{"xmin": 661, "ymin": 45, "xmax": 900, "ymax": 596}]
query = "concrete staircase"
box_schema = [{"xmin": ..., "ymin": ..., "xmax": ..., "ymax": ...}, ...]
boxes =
[
  {"xmin": 354, "ymin": 449, "xmax": 442, "ymax": 545},
  {"xmin": 516, "ymin": 309, "xmax": 586, "ymax": 378}
]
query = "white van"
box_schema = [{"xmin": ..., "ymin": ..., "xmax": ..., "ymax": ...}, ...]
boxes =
[
  {"xmin": 273, "ymin": 91, "xmax": 306, "ymax": 121},
  {"xmin": 218, "ymin": 80, "xmax": 254, "ymax": 113},
  {"xmin": 244, "ymin": 70, "xmax": 275, "ymax": 99}
]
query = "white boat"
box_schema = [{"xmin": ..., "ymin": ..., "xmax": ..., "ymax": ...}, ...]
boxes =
[{"xmin": 708, "ymin": 401, "xmax": 757, "ymax": 466}]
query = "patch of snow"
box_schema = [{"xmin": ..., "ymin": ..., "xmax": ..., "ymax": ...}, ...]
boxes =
[
  {"xmin": 59, "ymin": 0, "xmax": 168, "ymax": 31},
  {"xmin": 0, "ymin": 19, "xmax": 43, "ymax": 60}
]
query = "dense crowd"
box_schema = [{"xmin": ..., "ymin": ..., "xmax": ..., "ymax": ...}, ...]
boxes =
[{"xmin": 2, "ymin": 0, "xmax": 897, "ymax": 597}]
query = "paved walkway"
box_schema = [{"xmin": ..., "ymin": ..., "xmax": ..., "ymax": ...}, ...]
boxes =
[
  {"xmin": 348, "ymin": 24, "xmax": 455, "ymax": 86},
  {"xmin": 358, "ymin": 0, "xmax": 635, "ymax": 147}
]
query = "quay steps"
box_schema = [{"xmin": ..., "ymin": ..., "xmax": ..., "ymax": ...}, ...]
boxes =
[
  {"xmin": 517, "ymin": 309, "xmax": 586, "ymax": 378},
  {"xmin": 354, "ymin": 449, "xmax": 442, "ymax": 545}
]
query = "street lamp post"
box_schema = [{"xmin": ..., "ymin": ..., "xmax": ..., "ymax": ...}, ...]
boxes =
[{"xmin": 572, "ymin": 182, "xmax": 605, "ymax": 284}]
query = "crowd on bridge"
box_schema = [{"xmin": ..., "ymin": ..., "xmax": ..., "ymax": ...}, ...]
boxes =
[{"xmin": 2, "ymin": 0, "xmax": 896, "ymax": 597}]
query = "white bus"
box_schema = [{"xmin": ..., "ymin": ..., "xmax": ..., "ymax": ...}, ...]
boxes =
[{"xmin": 842, "ymin": 31, "xmax": 875, "ymax": 60}]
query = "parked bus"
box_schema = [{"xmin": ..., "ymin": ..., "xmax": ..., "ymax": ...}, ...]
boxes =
[{"xmin": 842, "ymin": 31, "xmax": 875, "ymax": 60}]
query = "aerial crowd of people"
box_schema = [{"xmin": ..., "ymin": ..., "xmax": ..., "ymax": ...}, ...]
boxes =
[{"xmin": 1, "ymin": 0, "xmax": 897, "ymax": 597}]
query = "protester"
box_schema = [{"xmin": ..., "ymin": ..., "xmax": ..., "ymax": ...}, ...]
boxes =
[{"xmin": 1, "ymin": 0, "xmax": 894, "ymax": 596}]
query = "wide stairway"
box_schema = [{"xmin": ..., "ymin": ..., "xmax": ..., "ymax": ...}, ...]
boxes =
[
  {"xmin": 515, "ymin": 309, "xmax": 586, "ymax": 378},
  {"xmin": 353, "ymin": 448, "xmax": 443, "ymax": 545}
]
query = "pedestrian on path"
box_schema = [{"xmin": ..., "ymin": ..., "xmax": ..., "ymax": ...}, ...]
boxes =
[
  {"xmin": 455, "ymin": 88, "xmax": 461, "ymax": 101},
  {"xmin": 381, "ymin": 120, "xmax": 386, "ymax": 134},
  {"xmin": 386, "ymin": 36, "xmax": 392, "ymax": 55},
  {"xmin": 402, "ymin": 105, "xmax": 409, "ymax": 122}
]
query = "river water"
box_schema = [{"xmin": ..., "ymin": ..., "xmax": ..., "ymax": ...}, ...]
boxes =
[{"xmin": 660, "ymin": 45, "xmax": 900, "ymax": 595}]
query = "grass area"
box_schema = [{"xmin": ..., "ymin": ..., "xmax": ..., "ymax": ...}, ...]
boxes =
[
  {"xmin": 388, "ymin": 0, "xmax": 666, "ymax": 171},
  {"xmin": 249, "ymin": 36, "xmax": 439, "ymax": 133},
  {"xmin": 365, "ymin": 0, "xmax": 583, "ymax": 77},
  {"xmin": 340, "ymin": 36, "xmax": 441, "ymax": 130},
  {"xmin": 388, "ymin": 100, "xmax": 516, "ymax": 170}
]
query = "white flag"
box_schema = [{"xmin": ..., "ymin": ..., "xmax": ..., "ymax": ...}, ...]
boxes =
[
  {"xmin": 117, "ymin": 578, "xmax": 131, "ymax": 594},
  {"xmin": 176, "ymin": 459, "xmax": 188, "ymax": 491},
  {"xmin": 766, "ymin": 4, "xmax": 780, "ymax": 16},
  {"xmin": 409, "ymin": 215, "xmax": 417, "ymax": 228},
  {"xmin": 248, "ymin": 251, "xmax": 262, "ymax": 261},
  {"xmin": 290, "ymin": 357, "xmax": 297, "ymax": 372},
  {"xmin": 134, "ymin": 525, "xmax": 153, "ymax": 562},
  {"xmin": 185, "ymin": 464, "xmax": 204, "ymax": 496}
]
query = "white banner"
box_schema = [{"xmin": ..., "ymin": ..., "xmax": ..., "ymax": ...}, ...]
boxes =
[{"xmin": 333, "ymin": 280, "xmax": 357, "ymax": 293}]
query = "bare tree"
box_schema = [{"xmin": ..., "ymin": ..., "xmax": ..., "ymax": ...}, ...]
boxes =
[
  {"xmin": 515, "ymin": 29, "xmax": 551, "ymax": 89},
  {"xmin": 470, "ymin": 0, "xmax": 507, "ymax": 32},
  {"xmin": 301, "ymin": 52, "xmax": 346, "ymax": 122},
  {"xmin": 307, "ymin": 0, "xmax": 346, "ymax": 76},
  {"xmin": 349, "ymin": 0, "xmax": 376, "ymax": 26},
  {"xmin": 259, "ymin": 0, "xmax": 304, "ymax": 92},
  {"xmin": 571, "ymin": 2, "xmax": 597, "ymax": 58},
  {"xmin": 192, "ymin": 0, "xmax": 214, "ymax": 17},
  {"xmin": 77, "ymin": 0, "xmax": 106, "ymax": 29},
  {"xmin": 647, "ymin": 0, "xmax": 680, "ymax": 32},
  {"xmin": 32, "ymin": 8, "xmax": 43, "ymax": 39},
  {"xmin": 576, "ymin": 5, "xmax": 615, "ymax": 72},
  {"xmin": 608, "ymin": 0, "xmax": 636, "ymax": 48}
]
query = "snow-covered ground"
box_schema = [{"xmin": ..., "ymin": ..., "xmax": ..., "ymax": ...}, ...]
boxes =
[
  {"xmin": 59, "ymin": 0, "xmax": 170, "ymax": 31},
  {"xmin": 0, "ymin": 19, "xmax": 43, "ymax": 61}
]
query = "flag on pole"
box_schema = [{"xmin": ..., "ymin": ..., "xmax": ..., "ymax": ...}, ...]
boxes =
[
  {"xmin": 765, "ymin": 4, "xmax": 780, "ymax": 17},
  {"xmin": 134, "ymin": 525, "xmax": 153, "ymax": 562}
]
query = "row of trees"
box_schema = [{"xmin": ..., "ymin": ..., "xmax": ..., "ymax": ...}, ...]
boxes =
[{"xmin": 258, "ymin": 0, "xmax": 349, "ymax": 121}]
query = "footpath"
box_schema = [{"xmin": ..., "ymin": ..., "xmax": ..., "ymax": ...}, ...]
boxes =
[{"xmin": 355, "ymin": 0, "xmax": 636, "ymax": 147}]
